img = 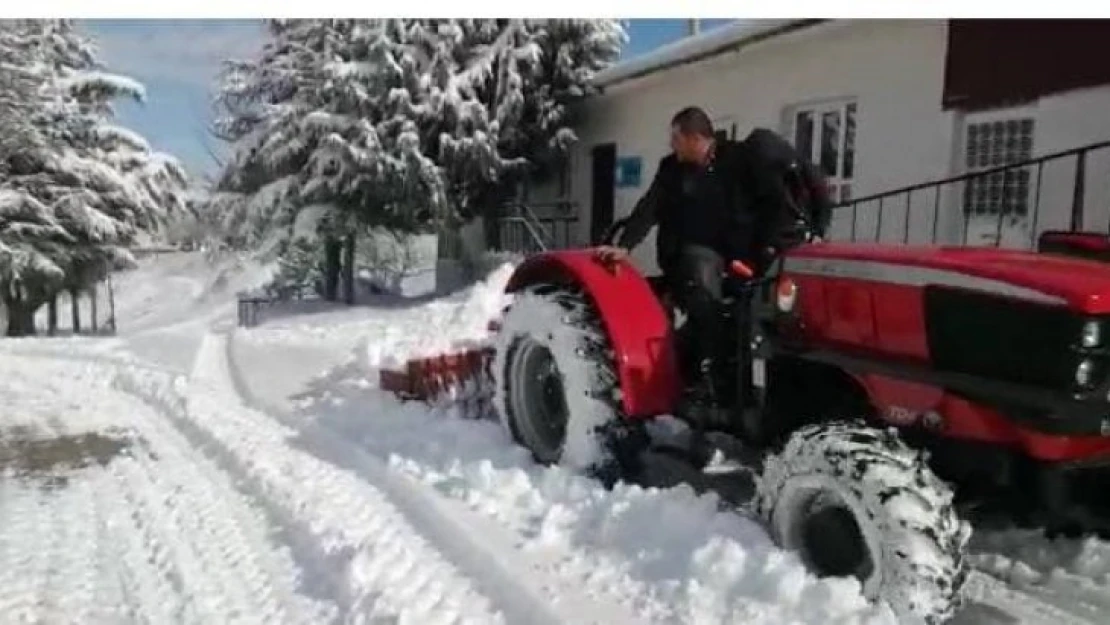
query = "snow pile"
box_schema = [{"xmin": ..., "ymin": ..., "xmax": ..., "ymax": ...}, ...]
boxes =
[
  {"xmin": 235, "ymin": 261, "xmax": 516, "ymax": 368},
  {"xmin": 969, "ymin": 528, "xmax": 1110, "ymax": 620},
  {"xmin": 365, "ymin": 261, "xmax": 514, "ymax": 367},
  {"xmin": 287, "ymin": 366, "xmax": 896, "ymax": 625}
]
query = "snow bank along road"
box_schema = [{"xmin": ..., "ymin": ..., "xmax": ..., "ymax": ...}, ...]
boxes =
[{"xmin": 3, "ymin": 330, "xmax": 1110, "ymax": 624}]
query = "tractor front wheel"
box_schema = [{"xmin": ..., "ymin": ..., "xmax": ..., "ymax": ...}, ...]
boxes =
[
  {"xmin": 755, "ymin": 423, "xmax": 971, "ymax": 624},
  {"xmin": 492, "ymin": 284, "xmax": 644, "ymax": 485}
]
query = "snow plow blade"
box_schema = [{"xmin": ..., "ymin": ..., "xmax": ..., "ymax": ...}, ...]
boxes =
[{"xmin": 378, "ymin": 346, "xmax": 495, "ymax": 417}]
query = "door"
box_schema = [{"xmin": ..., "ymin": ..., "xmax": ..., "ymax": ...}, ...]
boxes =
[
  {"xmin": 960, "ymin": 110, "xmax": 1037, "ymax": 248},
  {"xmin": 590, "ymin": 143, "xmax": 617, "ymax": 244}
]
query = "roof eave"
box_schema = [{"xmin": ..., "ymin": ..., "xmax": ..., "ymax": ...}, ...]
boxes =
[{"xmin": 592, "ymin": 19, "xmax": 827, "ymax": 91}]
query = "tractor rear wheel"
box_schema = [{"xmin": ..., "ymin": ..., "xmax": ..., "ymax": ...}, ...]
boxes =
[
  {"xmin": 492, "ymin": 283, "xmax": 644, "ymax": 485},
  {"xmin": 755, "ymin": 422, "xmax": 970, "ymax": 624}
]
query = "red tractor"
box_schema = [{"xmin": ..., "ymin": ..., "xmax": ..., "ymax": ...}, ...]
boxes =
[{"xmin": 488, "ymin": 219, "xmax": 1110, "ymax": 624}]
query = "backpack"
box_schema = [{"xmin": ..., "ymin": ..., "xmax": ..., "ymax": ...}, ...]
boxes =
[{"xmin": 740, "ymin": 128, "xmax": 833, "ymax": 240}]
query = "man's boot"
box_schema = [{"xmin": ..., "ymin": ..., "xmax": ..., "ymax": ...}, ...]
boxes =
[{"xmin": 679, "ymin": 358, "xmax": 731, "ymax": 466}]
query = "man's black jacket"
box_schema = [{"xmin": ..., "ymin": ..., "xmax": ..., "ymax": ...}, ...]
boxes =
[{"xmin": 615, "ymin": 128, "xmax": 833, "ymax": 274}]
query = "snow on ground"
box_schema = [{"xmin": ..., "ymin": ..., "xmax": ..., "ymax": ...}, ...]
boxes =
[
  {"xmin": 0, "ymin": 355, "xmax": 328, "ymax": 624},
  {"xmin": 4, "ymin": 250, "xmax": 1110, "ymax": 624}
]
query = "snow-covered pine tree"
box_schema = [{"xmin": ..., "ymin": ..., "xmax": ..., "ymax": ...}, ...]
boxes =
[
  {"xmin": 432, "ymin": 19, "xmax": 624, "ymax": 219},
  {"xmin": 0, "ymin": 19, "xmax": 189, "ymax": 335},
  {"xmin": 0, "ymin": 20, "xmax": 74, "ymax": 334},
  {"xmin": 211, "ymin": 19, "xmax": 348, "ymax": 252},
  {"xmin": 298, "ymin": 20, "xmax": 448, "ymax": 232},
  {"xmin": 214, "ymin": 18, "xmax": 623, "ymax": 244},
  {"xmin": 301, "ymin": 19, "xmax": 624, "ymax": 244},
  {"xmin": 208, "ymin": 19, "xmax": 623, "ymax": 301}
]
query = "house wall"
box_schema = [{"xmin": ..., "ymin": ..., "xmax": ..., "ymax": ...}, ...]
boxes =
[
  {"xmin": 552, "ymin": 19, "xmax": 956, "ymax": 273},
  {"xmin": 526, "ymin": 19, "xmax": 1110, "ymax": 271}
]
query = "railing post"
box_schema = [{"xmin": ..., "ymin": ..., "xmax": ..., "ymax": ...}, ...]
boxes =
[
  {"xmin": 1029, "ymin": 162, "xmax": 1045, "ymax": 248},
  {"xmin": 931, "ymin": 185, "xmax": 942, "ymax": 245},
  {"xmin": 875, "ymin": 198, "xmax": 885, "ymax": 242},
  {"xmin": 962, "ymin": 181, "xmax": 972, "ymax": 246},
  {"xmin": 903, "ymin": 191, "xmax": 913, "ymax": 244},
  {"xmin": 1071, "ymin": 149, "xmax": 1087, "ymax": 231}
]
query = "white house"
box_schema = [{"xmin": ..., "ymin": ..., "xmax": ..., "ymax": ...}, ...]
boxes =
[{"xmin": 514, "ymin": 18, "xmax": 1110, "ymax": 276}]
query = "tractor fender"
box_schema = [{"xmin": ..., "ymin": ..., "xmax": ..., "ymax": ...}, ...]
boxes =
[{"xmin": 505, "ymin": 249, "xmax": 681, "ymax": 418}]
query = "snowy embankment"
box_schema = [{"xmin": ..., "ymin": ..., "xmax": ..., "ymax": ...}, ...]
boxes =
[{"xmin": 4, "ymin": 251, "xmax": 1110, "ymax": 624}]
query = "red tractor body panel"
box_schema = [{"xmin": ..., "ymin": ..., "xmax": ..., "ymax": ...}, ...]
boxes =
[
  {"xmin": 1039, "ymin": 230, "xmax": 1110, "ymax": 255},
  {"xmin": 505, "ymin": 250, "xmax": 682, "ymax": 418},
  {"xmin": 781, "ymin": 242, "xmax": 1110, "ymax": 462},
  {"xmin": 786, "ymin": 242, "xmax": 1110, "ymax": 313}
]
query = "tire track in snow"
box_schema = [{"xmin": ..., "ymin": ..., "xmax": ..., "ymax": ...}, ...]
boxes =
[
  {"xmin": 116, "ymin": 336, "xmax": 511, "ymax": 625},
  {"xmin": 104, "ymin": 429, "xmax": 327, "ymax": 624},
  {"xmin": 0, "ymin": 479, "xmax": 54, "ymax": 621},
  {"xmin": 0, "ymin": 356, "xmax": 326, "ymax": 625}
]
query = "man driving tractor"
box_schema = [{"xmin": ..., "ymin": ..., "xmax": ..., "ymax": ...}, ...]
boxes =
[{"xmin": 596, "ymin": 106, "xmax": 833, "ymax": 428}]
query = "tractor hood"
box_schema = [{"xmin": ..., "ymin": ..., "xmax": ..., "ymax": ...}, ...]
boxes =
[{"xmin": 784, "ymin": 242, "xmax": 1110, "ymax": 314}]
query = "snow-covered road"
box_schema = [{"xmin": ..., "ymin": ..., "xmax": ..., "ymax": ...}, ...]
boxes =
[
  {"xmin": 3, "ymin": 252, "xmax": 1110, "ymax": 624},
  {"xmin": 0, "ymin": 354, "xmax": 329, "ymax": 624}
]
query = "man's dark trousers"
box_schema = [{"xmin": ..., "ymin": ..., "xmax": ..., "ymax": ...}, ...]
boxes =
[{"xmin": 669, "ymin": 244, "xmax": 726, "ymax": 385}]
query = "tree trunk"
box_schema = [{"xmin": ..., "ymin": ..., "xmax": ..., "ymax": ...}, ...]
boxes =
[
  {"xmin": 90, "ymin": 283, "xmax": 98, "ymax": 333},
  {"xmin": 70, "ymin": 288, "xmax": 81, "ymax": 334},
  {"xmin": 47, "ymin": 295, "xmax": 58, "ymax": 336},
  {"xmin": 323, "ymin": 237, "xmax": 342, "ymax": 302},
  {"xmin": 342, "ymin": 233, "xmax": 356, "ymax": 305},
  {"xmin": 107, "ymin": 275, "xmax": 116, "ymax": 334},
  {"xmin": 21, "ymin": 303, "xmax": 36, "ymax": 336},
  {"xmin": 4, "ymin": 298, "xmax": 35, "ymax": 338}
]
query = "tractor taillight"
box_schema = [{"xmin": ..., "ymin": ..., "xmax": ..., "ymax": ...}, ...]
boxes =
[{"xmin": 776, "ymin": 278, "xmax": 798, "ymax": 313}]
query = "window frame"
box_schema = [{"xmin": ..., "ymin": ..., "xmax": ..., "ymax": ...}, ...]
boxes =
[
  {"xmin": 786, "ymin": 98, "xmax": 858, "ymax": 203},
  {"xmin": 959, "ymin": 106, "xmax": 1038, "ymax": 219}
]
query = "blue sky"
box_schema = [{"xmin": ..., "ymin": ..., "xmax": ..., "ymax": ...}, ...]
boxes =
[{"xmin": 81, "ymin": 19, "xmax": 734, "ymax": 180}]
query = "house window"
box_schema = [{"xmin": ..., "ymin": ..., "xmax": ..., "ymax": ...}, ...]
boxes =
[
  {"xmin": 789, "ymin": 99, "xmax": 857, "ymax": 202},
  {"xmin": 962, "ymin": 116, "xmax": 1035, "ymax": 217}
]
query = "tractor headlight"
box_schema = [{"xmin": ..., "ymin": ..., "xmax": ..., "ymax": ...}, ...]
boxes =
[
  {"xmin": 1077, "ymin": 358, "xmax": 1096, "ymax": 387},
  {"xmin": 776, "ymin": 278, "xmax": 798, "ymax": 313},
  {"xmin": 1082, "ymin": 321, "xmax": 1101, "ymax": 348}
]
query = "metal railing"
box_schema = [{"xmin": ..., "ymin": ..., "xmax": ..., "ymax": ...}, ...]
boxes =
[
  {"xmin": 835, "ymin": 139, "xmax": 1110, "ymax": 248},
  {"xmin": 498, "ymin": 200, "xmax": 578, "ymax": 254}
]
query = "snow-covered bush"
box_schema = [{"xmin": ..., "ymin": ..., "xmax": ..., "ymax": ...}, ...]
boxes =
[{"xmin": 267, "ymin": 238, "xmax": 324, "ymax": 300}]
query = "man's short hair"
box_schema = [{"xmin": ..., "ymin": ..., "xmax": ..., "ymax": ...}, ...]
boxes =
[{"xmin": 670, "ymin": 106, "xmax": 714, "ymax": 138}]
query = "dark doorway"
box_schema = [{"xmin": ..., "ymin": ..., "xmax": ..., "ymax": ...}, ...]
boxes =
[{"xmin": 590, "ymin": 143, "xmax": 617, "ymax": 244}]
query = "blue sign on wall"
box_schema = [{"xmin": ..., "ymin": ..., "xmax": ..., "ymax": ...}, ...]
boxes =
[{"xmin": 615, "ymin": 156, "xmax": 642, "ymax": 188}]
